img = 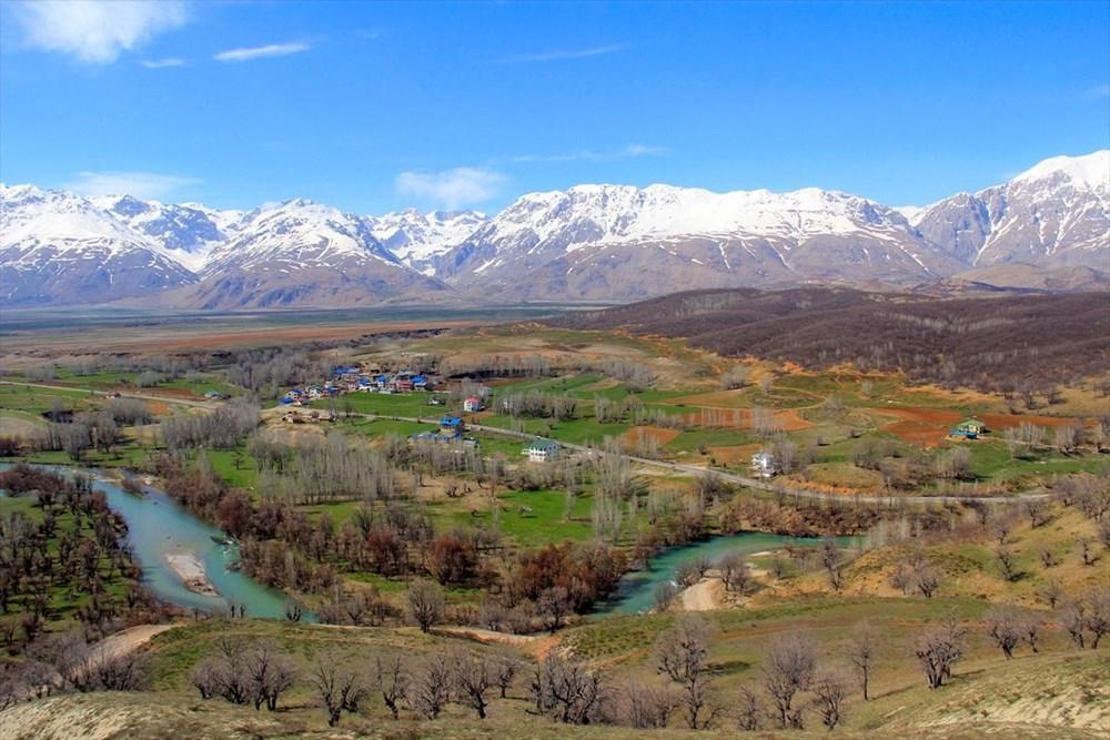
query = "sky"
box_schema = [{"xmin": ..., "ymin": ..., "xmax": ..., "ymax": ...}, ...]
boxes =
[{"xmin": 1, "ymin": 0, "xmax": 1108, "ymax": 214}]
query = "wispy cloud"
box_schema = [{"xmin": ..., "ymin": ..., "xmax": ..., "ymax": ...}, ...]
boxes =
[
  {"xmin": 396, "ymin": 167, "xmax": 507, "ymax": 209},
  {"xmin": 512, "ymin": 143, "xmax": 667, "ymax": 163},
  {"xmin": 140, "ymin": 57, "xmax": 186, "ymax": 69},
  {"xmin": 213, "ymin": 42, "xmax": 310, "ymax": 63},
  {"xmin": 9, "ymin": 0, "xmax": 188, "ymax": 64},
  {"xmin": 1085, "ymin": 83, "xmax": 1110, "ymax": 99},
  {"xmin": 65, "ymin": 171, "xmax": 199, "ymax": 200},
  {"xmin": 497, "ymin": 44, "xmax": 626, "ymax": 64}
]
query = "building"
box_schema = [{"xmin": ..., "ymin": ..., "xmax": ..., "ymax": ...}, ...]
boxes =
[
  {"xmin": 750, "ymin": 451, "xmax": 777, "ymax": 478},
  {"xmin": 524, "ymin": 438, "xmax": 560, "ymax": 463},
  {"xmin": 440, "ymin": 415, "xmax": 464, "ymax": 438},
  {"xmin": 463, "ymin": 396, "xmax": 485, "ymax": 413},
  {"xmin": 951, "ymin": 419, "xmax": 987, "ymax": 439}
]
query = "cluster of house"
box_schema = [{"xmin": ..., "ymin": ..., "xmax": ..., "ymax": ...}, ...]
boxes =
[
  {"xmin": 406, "ymin": 415, "xmax": 561, "ymax": 463},
  {"xmin": 279, "ymin": 366, "xmax": 437, "ymax": 406}
]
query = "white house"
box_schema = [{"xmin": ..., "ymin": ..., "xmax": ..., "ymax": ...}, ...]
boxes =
[
  {"xmin": 750, "ymin": 451, "xmax": 777, "ymax": 478},
  {"xmin": 463, "ymin": 395, "xmax": 485, "ymax": 412},
  {"xmin": 524, "ymin": 438, "xmax": 560, "ymax": 463}
]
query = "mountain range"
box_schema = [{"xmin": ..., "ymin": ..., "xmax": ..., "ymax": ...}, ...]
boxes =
[{"xmin": 1, "ymin": 150, "xmax": 1107, "ymax": 308}]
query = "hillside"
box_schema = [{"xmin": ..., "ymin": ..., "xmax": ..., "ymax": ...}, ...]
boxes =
[{"xmin": 551, "ymin": 287, "xmax": 1110, "ymax": 392}]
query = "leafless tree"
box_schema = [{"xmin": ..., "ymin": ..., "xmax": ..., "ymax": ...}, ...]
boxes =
[
  {"xmin": 412, "ymin": 654, "xmax": 452, "ymax": 719},
  {"xmin": 538, "ymin": 586, "xmax": 573, "ymax": 634},
  {"xmin": 620, "ymin": 680, "xmax": 680, "ymax": 729},
  {"xmin": 492, "ymin": 653, "xmax": 519, "ymax": 698},
  {"xmin": 654, "ymin": 581, "xmax": 679, "ymax": 612},
  {"xmin": 655, "ymin": 615, "xmax": 716, "ymax": 729},
  {"xmin": 847, "ymin": 622, "xmax": 877, "ymax": 701},
  {"xmin": 1038, "ymin": 547, "xmax": 1058, "ymax": 568},
  {"xmin": 1038, "ymin": 578, "xmax": 1064, "ymax": 608},
  {"xmin": 1079, "ymin": 538, "xmax": 1097, "ymax": 567},
  {"xmin": 312, "ymin": 655, "xmax": 366, "ymax": 727},
  {"xmin": 1087, "ymin": 587, "xmax": 1110, "ymax": 649},
  {"xmin": 736, "ymin": 684, "xmax": 762, "ymax": 731},
  {"xmin": 406, "ymin": 579, "xmax": 445, "ymax": 633},
  {"xmin": 762, "ymin": 632, "xmax": 818, "ymax": 729},
  {"xmin": 1061, "ymin": 601, "xmax": 1087, "ymax": 648},
  {"xmin": 820, "ymin": 541, "xmax": 844, "ymax": 591},
  {"xmin": 913, "ymin": 561, "xmax": 941, "ymax": 598},
  {"xmin": 1023, "ymin": 617, "xmax": 1042, "ymax": 654},
  {"xmin": 914, "ymin": 619, "xmax": 965, "ymax": 689},
  {"xmin": 810, "ymin": 672, "xmax": 847, "ymax": 730},
  {"xmin": 530, "ymin": 653, "xmax": 606, "ymax": 725},
  {"xmin": 995, "ymin": 547, "xmax": 1022, "ymax": 582},
  {"xmin": 374, "ymin": 654, "xmax": 408, "ymax": 720},
  {"xmin": 984, "ymin": 606, "xmax": 1023, "ymax": 659},
  {"xmin": 1022, "ymin": 499, "xmax": 1048, "ymax": 528},
  {"xmin": 716, "ymin": 553, "xmax": 754, "ymax": 595},
  {"xmin": 450, "ymin": 651, "xmax": 494, "ymax": 719}
]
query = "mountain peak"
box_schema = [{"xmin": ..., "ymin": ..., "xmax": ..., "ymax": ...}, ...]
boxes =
[{"xmin": 1012, "ymin": 150, "xmax": 1110, "ymax": 191}]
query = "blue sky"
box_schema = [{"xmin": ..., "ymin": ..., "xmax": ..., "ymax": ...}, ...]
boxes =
[{"xmin": 1, "ymin": 1, "xmax": 1108, "ymax": 213}]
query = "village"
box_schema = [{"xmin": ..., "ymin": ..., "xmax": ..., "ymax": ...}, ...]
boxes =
[{"xmin": 277, "ymin": 363, "xmax": 566, "ymax": 464}]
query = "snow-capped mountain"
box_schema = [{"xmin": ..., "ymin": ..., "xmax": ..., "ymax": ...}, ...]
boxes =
[
  {"xmin": 1, "ymin": 150, "xmax": 1105, "ymax": 307},
  {"xmin": 92, "ymin": 194, "xmax": 239, "ymax": 271},
  {"xmin": 183, "ymin": 199, "xmax": 447, "ymax": 309},
  {"xmin": 0, "ymin": 185, "xmax": 197, "ymax": 305},
  {"xmin": 438, "ymin": 184, "xmax": 960, "ymax": 301},
  {"xmin": 913, "ymin": 150, "xmax": 1109, "ymax": 268},
  {"xmin": 366, "ymin": 209, "xmax": 487, "ymax": 275}
]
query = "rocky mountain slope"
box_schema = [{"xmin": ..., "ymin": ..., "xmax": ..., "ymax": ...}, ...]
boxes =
[{"xmin": 1, "ymin": 150, "xmax": 1105, "ymax": 307}]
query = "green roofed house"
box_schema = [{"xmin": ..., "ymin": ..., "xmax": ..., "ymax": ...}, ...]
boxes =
[
  {"xmin": 951, "ymin": 418, "xmax": 987, "ymax": 439},
  {"xmin": 523, "ymin": 437, "xmax": 560, "ymax": 463}
]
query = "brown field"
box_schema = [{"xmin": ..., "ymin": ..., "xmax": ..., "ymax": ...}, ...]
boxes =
[
  {"xmin": 874, "ymin": 406, "xmax": 964, "ymax": 447},
  {"xmin": 621, "ymin": 425, "xmax": 681, "ymax": 447}
]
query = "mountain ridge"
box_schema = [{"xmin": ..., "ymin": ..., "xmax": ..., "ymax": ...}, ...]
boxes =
[{"xmin": 1, "ymin": 150, "xmax": 1106, "ymax": 307}]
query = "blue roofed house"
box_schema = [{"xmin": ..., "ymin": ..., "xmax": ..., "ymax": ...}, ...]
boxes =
[{"xmin": 440, "ymin": 415, "xmax": 464, "ymax": 438}]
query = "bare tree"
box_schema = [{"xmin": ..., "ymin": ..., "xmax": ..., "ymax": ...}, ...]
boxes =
[
  {"xmin": 492, "ymin": 653, "xmax": 519, "ymax": 699},
  {"xmin": 736, "ymin": 684, "xmax": 762, "ymax": 731},
  {"xmin": 1038, "ymin": 547, "xmax": 1058, "ymax": 569},
  {"xmin": 1038, "ymin": 578, "xmax": 1064, "ymax": 608},
  {"xmin": 847, "ymin": 622, "xmax": 876, "ymax": 701},
  {"xmin": 452, "ymin": 651, "xmax": 494, "ymax": 719},
  {"xmin": 1087, "ymin": 587, "xmax": 1110, "ymax": 649},
  {"xmin": 810, "ymin": 673, "xmax": 847, "ymax": 730},
  {"xmin": 984, "ymin": 606, "xmax": 1023, "ymax": 659},
  {"xmin": 312, "ymin": 655, "xmax": 366, "ymax": 727},
  {"xmin": 620, "ymin": 680, "xmax": 680, "ymax": 729},
  {"xmin": 762, "ymin": 632, "xmax": 818, "ymax": 729},
  {"xmin": 412, "ymin": 654, "xmax": 452, "ymax": 719},
  {"xmin": 820, "ymin": 540, "xmax": 844, "ymax": 591},
  {"xmin": 655, "ymin": 615, "xmax": 716, "ymax": 729},
  {"xmin": 995, "ymin": 547, "xmax": 1022, "ymax": 582},
  {"xmin": 531, "ymin": 653, "xmax": 606, "ymax": 725},
  {"xmin": 538, "ymin": 586, "xmax": 573, "ymax": 634},
  {"xmin": 913, "ymin": 561, "xmax": 941, "ymax": 598},
  {"xmin": 406, "ymin": 579, "xmax": 445, "ymax": 633},
  {"xmin": 1061, "ymin": 601, "xmax": 1086, "ymax": 649},
  {"xmin": 374, "ymin": 654, "xmax": 408, "ymax": 720},
  {"xmin": 914, "ymin": 619, "xmax": 965, "ymax": 689},
  {"xmin": 718, "ymin": 553, "xmax": 755, "ymax": 595},
  {"xmin": 654, "ymin": 581, "xmax": 679, "ymax": 613}
]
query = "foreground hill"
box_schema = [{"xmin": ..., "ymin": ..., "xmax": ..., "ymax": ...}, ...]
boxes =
[
  {"xmin": 551, "ymin": 287, "xmax": 1110, "ymax": 391},
  {"xmin": 0, "ymin": 150, "xmax": 1106, "ymax": 307}
]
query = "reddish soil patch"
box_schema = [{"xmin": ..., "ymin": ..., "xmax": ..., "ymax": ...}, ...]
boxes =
[
  {"xmin": 679, "ymin": 407, "xmax": 811, "ymax": 432},
  {"xmin": 979, "ymin": 413, "xmax": 1083, "ymax": 430},
  {"xmin": 874, "ymin": 406, "xmax": 963, "ymax": 448},
  {"xmin": 706, "ymin": 443, "xmax": 761, "ymax": 465},
  {"xmin": 622, "ymin": 425, "xmax": 682, "ymax": 447}
]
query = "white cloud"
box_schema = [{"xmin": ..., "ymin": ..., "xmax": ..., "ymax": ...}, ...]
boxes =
[
  {"xmin": 498, "ymin": 44, "xmax": 626, "ymax": 64},
  {"xmin": 65, "ymin": 171, "xmax": 199, "ymax": 199},
  {"xmin": 10, "ymin": 0, "xmax": 187, "ymax": 64},
  {"xmin": 513, "ymin": 143, "xmax": 667, "ymax": 163},
  {"xmin": 213, "ymin": 42, "xmax": 310, "ymax": 63},
  {"xmin": 396, "ymin": 167, "xmax": 507, "ymax": 209},
  {"xmin": 140, "ymin": 57, "xmax": 186, "ymax": 69}
]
